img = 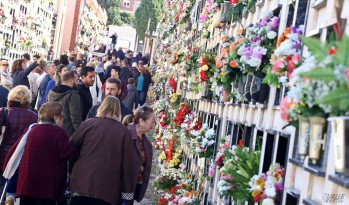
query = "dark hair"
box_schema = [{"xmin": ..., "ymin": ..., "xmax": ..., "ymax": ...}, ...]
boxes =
[
  {"xmin": 39, "ymin": 102, "xmax": 63, "ymax": 122},
  {"xmin": 128, "ymin": 78, "xmax": 135, "ymax": 84},
  {"xmin": 22, "ymin": 53, "xmax": 31, "ymax": 61},
  {"xmin": 11, "ymin": 59, "xmax": 26, "ymax": 75},
  {"xmin": 33, "ymin": 54, "xmax": 40, "ymax": 59},
  {"xmin": 62, "ymin": 71, "xmax": 77, "ymax": 82},
  {"xmin": 54, "ymin": 64, "xmax": 67, "ymax": 85},
  {"xmin": 60, "ymin": 55, "xmax": 69, "ymax": 65},
  {"xmin": 53, "ymin": 59, "xmax": 61, "ymax": 66},
  {"xmin": 76, "ymin": 60, "xmax": 85, "ymax": 67},
  {"xmin": 122, "ymin": 59, "xmax": 128, "ymax": 66},
  {"xmin": 122, "ymin": 106, "xmax": 154, "ymax": 126},
  {"xmin": 107, "ymin": 55, "xmax": 112, "ymax": 61},
  {"xmin": 106, "ymin": 77, "xmax": 121, "ymax": 89},
  {"xmin": 110, "ymin": 65, "xmax": 120, "ymax": 74},
  {"xmin": 80, "ymin": 66, "xmax": 95, "ymax": 77},
  {"xmin": 69, "ymin": 56, "xmax": 76, "ymax": 62},
  {"xmin": 138, "ymin": 60, "xmax": 145, "ymax": 66}
]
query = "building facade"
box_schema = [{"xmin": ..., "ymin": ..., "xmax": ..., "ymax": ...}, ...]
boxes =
[
  {"xmin": 53, "ymin": 0, "xmax": 107, "ymax": 56},
  {"xmin": 119, "ymin": 0, "xmax": 141, "ymax": 15}
]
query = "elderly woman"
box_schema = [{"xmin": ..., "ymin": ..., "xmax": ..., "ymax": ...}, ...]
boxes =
[
  {"xmin": 122, "ymin": 105, "xmax": 155, "ymax": 204},
  {"xmin": 0, "ymin": 59, "xmax": 13, "ymax": 90},
  {"xmin": 70, "ymin": 96, "xmax": 137, "ymax": 205},
  {"xmin": 3, "ymin": 102, "xmax": 78, "ymax": 205}
]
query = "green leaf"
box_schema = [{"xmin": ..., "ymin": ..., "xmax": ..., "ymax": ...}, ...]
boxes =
[
  {"xmin": 299, "ymin": 68, "xmax": 336, "ymax": 81},
  {"xmin": 333, "ymin": 35, "xmax": 349, "ymax": 66},
  {"xmin": 301, "ymin": 36, "xmax": 328, "ymax": 61},
  {"xmin": 263, "ymin": 73, "xmax": 280, "ymax": 86},
  {"xmin": 315, "ymin": 85, "xmax": 349, "ymax": 112}
]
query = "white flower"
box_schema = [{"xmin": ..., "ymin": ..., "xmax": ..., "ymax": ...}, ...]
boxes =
[
  {"xmin": 279, "ymin": 76, "xmax": 288, "ymax": 84},
  {"xmin": 261, "ymin": 11, "xmax": 273, "ymax": 18},
  {"xmin": 190, "ymin": 130, "xmax": 199, "ymax": 137},
  {"xmin": 208, "ymin": 140, "xmax": 215, "ymax": 145},
  {"xmin": 274, "ymin": 39, "xmax": 296, "ymax": 57},
  {"xmin": 262, "ymin": 198, "xmax": 275, "ymax": 205},
  {"xmin": 267, "ymin": 31, "xmax": 277, "ymax": 39},
  {"xmin": 195, "ymin": 147, "xmax": 201, "ymax": 153},
  {"xmin": 247, "ymin": 58, "xmax": 262, "ymax": 67},
  {"xmin": 202, "ymin": 123, "xmax": 208, "ymax": 129},
  {"xmin": 264, "ymin": 186, "xmax": 276, "ymax": 198},
  {"xmin": 205, "ymin": 129, "xmax": 215, "ymax": 138}
]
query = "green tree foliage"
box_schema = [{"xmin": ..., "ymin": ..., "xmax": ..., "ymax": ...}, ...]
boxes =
[
  {"xmin": 120, "ymin": 12, "xmax": 134, "ymax": 26},
  {"xmin": 134, "ymin": 0, "xmax": 163, "ymax": 40},
  {"xmin": 96, "ymin": 0, "xmax": 122, "ymax": 25}
]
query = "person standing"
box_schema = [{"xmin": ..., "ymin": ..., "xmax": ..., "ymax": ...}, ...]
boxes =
[
  {"xmin": 36, "ymin": 62, "xmax": 57, "ymax": 111},
  {"xmin": 66, "ymin": 56, "xmax": 76, "ymax": 71},
  {"xmin": 136, "ymin": 62, "xmax": 152, "ymax": 107},
  {"xmin": 109, "ymin": 33, "xmax": 118, "ymax": 51},
  {"xmin": 122, "ymin": 78, "xmax": 137, "ymax": 111},
  {"xmin": 42, "ymin": 64, "xmax": 69, "ymax": 104},
  {"xmin": 86, "ymin": 78, "xmax": 132, "ymax": 120},
  {"xmin": 12, "ymin": 54, "xmax": 47, "ymax": 88},
  {"xmin": 47, "ymin": 71, "xmax": 82, "ymax": 136},
  {"xmin": 120, "ymin": 59, "xmax": 132, "ymax": 86},
  {"xmin": 70, "ymin": 96, "xmax": 137, "ymax": 205},
  {"xmin": 0, "ymin": 60, "xmax": 12, "ymax": 90},
  {"xmin": 3, "ymin": 102, "xmax": 78, "ymax": 205},
  {"xmin": 122, "ymin": 106, "xmax": 155, "ymax": 204},
  {"xmin": 77, "ymin": 66, "xmax": 95, "ymax": 120}
]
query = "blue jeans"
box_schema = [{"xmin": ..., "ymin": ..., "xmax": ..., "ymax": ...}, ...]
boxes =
[{"xmin": 137, "ymin": 91, "xmax": 147, "ymax": 107}]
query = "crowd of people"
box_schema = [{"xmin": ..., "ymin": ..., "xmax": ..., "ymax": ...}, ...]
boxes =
[{"xmin": 0, "ymin": 47, "xmax": 157, "ymax": 205}]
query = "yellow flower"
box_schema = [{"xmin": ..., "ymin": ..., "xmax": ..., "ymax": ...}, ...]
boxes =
[
  {"xmin": 159, "ymin": 152, "xmax": 167, "ymax": 160},
  {"xmin": 201, "ymin": 65, "xmax": 208, "ymax": 71},
  {"xmin": 177, "ymin": 89, "xmax": 183, "ymax": 96},
  {"xmin": 252, "ymin": 189, "xmax": 261, "ymax": 197}
]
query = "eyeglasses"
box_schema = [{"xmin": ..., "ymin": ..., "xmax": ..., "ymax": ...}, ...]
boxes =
[{"xmin": 1, "ymin": 64, "xmax": 9, "ymax": 66}]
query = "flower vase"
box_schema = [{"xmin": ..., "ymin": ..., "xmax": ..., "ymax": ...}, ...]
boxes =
[
  {"xmin": 244, "ymin": 74, "xmax": 253, "ymax": 103},
  {"xmin": 308, "ymin": 117, "xmax": 326, "ymax": 165},
  {"xmin": 185, "ymin": 19, "xmax": 192, "ymax": 31},
  {"xmin": 250, "ymin": 71, "xmax": 269, "ymax": 104},
  {"xmin": 212, "ymin": 7, "xmax": 222, "ymax": 29},
  {"xmin": 219, "ymin": 1, "xmax": 232, "ymax": 24},
  {"xmin": 298, "ymin": 116, "xmax": 310, "ymax": 161},
  {"xmin": 223, "ymin": 90, "xmax": 231, "ymax": 102},
  {"xmin": 328, "ymin": 116, "xmax": 349, "ymax": 176}
]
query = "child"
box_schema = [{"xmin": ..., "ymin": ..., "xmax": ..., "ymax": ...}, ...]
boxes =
[{"xmin": 122, "ymin": 78, "xmax": 137, "ymax": 110}]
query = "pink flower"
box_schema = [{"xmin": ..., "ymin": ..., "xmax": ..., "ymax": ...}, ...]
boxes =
[
  {"xmin": 280, "ymin": 96, "xmax": 290, "ymax": 122},
  {"xmin": 270, "ymin": 16, "xmax": 279, "ymax": 29},
  {"xmin": 272, "ymin": 59, "xmax": 286, "ymax": 72},
  {"xmin": 345, "ymin": 67, "xmax": 349, "ymax": 78},
  {"xmin": 291, "ymin": 55, "xmax": 301, "ymax": 66}
]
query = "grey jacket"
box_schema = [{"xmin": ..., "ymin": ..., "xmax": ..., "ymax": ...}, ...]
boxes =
[
  {"xmin": 122, "ymin": 84, "xmax": 137, "ymax": 110},
  {"xmin": 47, "ymin": 85, "xmax": 82, "ymax": 136}
]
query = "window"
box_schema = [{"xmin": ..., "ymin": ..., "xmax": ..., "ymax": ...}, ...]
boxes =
[{"xmin": 123, "ymin": 1, "xmax": 130, "ymax": 8}]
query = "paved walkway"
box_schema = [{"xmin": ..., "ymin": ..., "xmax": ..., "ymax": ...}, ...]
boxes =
[{"xmin": 134, "ymin": 159, "xmax": 157, "ymax": 205}]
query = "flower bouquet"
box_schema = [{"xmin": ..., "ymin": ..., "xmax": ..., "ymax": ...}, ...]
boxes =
[
  {"xmin": 198, "ymin": 52, "xmax": 216, "ymax": 83},
  {"xmin": 154, "ymin": 168, "xmax": 184, "ymax": 192},
  {"xmin": 263, "ymin": 26, "xmax": 304, "ymax": 86},
  {"xmin": 249, "ymin": 164, "xmax": 285, "ymax": 205},
  {"xmin": 173, "ymin": 103, "xmax": 191, "ymax": 128},
  {"xmin": 215, "ymin": 137, "xmax": 230, "ymax": 168},
  {"xmin": 217, "ymin": 144, "xmax": 260, "ymax": 203},
  {"xmin": 189, "ymin": 123, "xmax": 215, "ymax": 158}
]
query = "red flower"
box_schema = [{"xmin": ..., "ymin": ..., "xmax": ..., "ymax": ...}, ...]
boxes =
[
  {"xmin": 169, "ymin": 77, "xmax": 177, "ymax": 91},
  {"xmin": 230, "ymin": 0, "xmax": 240, "ymax": 4},
  {"xmin": 199, "ymin": 70, "xmax": 208, "ymax": 82},
  {"xmin": 253, "ymin": 194, "xmax": 262, "ymax": 203},
  {"xmin": 193, "ymin": 48, "xmax": 197, "ymax": 52},
  {"xmin": 329, "ymin": 46, "xmax": 336, "ymax": 55},
  {"xmin": 345, "ymin": 67, "xmax": 349, "ymax": 78},
  {"xmin": 200, "ymin": 57, "xmax": 207, "ymax": 67},
  {"xmin": 238, "ymin": 139, "xmax": 243, "ymax": 148}
]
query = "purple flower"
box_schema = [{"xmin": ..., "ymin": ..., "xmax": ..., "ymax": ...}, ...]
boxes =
[
  {"xmin": 244, "ymin": 50, "xmax": 253, "ymax": 58},
  {"xmin": 256, "ymin": 51, "xmax": 264, "ymax": 59},
  {"xmin": 291, "ymin": 26, "xmax": 297, "ymax": 34},
  {"xmin": 259, "ymin": 17, "xmax": 269, "ymax": 27},
  {"xmin": 270, "ymin": 17, "xmax": 279, "ymax": 29},
  {"xmin": 274, "ymin": 183, "xmax": 284, "ymax": 191},
  {"xmin": 214, "ymin": 72, "xmax": 218, "ymax": 78}
]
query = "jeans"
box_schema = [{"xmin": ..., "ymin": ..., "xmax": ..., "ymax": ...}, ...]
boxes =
[
  {"xmin": 110, "ymin": 43, "xmax": 116, "ymax": 51},
  {"xmin": 137, "ymin": 91, "xmax": 147, "ymax": 106}
]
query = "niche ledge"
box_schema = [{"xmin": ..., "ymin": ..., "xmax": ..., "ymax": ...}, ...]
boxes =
[
  {"xmin": 304, "ymin": 164, "xmax": 326, "ymax": 177},
  {"xmin": 303, "ymin": 198, "xmax": 321, "ymax": 205},
  {"xmin": 289, "ymin": 158, "xmax": 304, "ymax": 167},
  {"xmin": 328, "ymin": 174, "xmax": 349, "ymax": 189}
]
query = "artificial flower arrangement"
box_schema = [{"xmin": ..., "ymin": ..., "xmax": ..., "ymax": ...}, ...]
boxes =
[
  {"xmin": 189, "ymin": 123, "xmax": 215, "ymax": 158},
  {"xmin": 173, "ymin": 102, "xmax": 191, "ymax": 128},
  {"xmin": 176, "ymin": 0, "xmax": 194, "ymax": 25},
  {"xmin": 215, "ymin": 137, "xmax": 230, "ymax": 169},
  {"xmin": 18, "ymin": 34, "xmax": 34, "ymax": 48},
  {"xmin": 263, "ymin": 26, "xmax": 304, "ymax": 86},
  {"xmin": 198, "ymin": 51, "xmax": 216, "ymax": 83},
  {"xmin": 180, "ymin": 46, "xmax": 199, "ymax": 76},
  {"xmin": 154, "ymin": 168, "xmax": 184, "ymax": 192},
  {"xmin": 295, "ymin": 35, "xmax": 349, "ymax": 116},
  {"xmin": 249, "ymin": 164, "xmax": 285, "ymax": 205},
  {"xmin": 0, "ymin": 2, "xmax": 8, "ymax": 22},
  {"xmin": 217, "ymin": 142, "xmax": 260, "ymax": 203},
  {"xmin": 237, "ymin": 12, "xmax": 279, "ymax": 74},
  {"xmin": 198, "ymin": 0, "xmax": 217, "ymax": 24}
]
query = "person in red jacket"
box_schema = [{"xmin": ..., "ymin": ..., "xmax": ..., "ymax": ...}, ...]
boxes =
[{"xmin": 3, "ymin": 102, "xmax": 78, "ymax": 205}]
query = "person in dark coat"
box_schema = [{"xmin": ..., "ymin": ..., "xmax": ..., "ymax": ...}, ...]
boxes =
[
  {"xmin": 70, "ymin": 96, "xmax": 137, "ymax": 205},
  {"xmin": 3, "ymin": 102, "xmax": 77, "ymax": 204},
  {"xmin": 77, "ymin": 66, "xmax": 95, "ymax": 120},
  {"xmin": 0, "ymin": 85, "xmax": 9, "ymax": 108},
  {"xmin": 136, "ymin": 62, "xmax": 152, "ymax": 107},
  {"xmin": 130, "ymin": 62, "xmax": 140, "ymax": 80},
  {"xmin": 0, "ymin": 85, "xmax": 37, "ymax": 169},
  {"xmin": 12, "ymin": 54, "xmax": 47, "ymax": 88},
  {"xmin": 86, "ymin": 78, "xmax": 132, "ymax": 120},
  {"xmin": 120, "ymin": 59, "xmax": 132, "ymax": 85},
  {"xmin": 115, "ymin": 47, "xmax": 125, "ymax": 60},
  {"xmin": 0, "ymin": 86, "xmax": 37, "ymax": 203},
  {"xmin": 122, "ymin": 78, "xmax": 137, "ymax": 111},
  {"xmin": 47, "ymin": 71, "xmax": 82, "ymax": 136},
  {"xmin": 109, "ymin": 33, "xmax": 118, "ymax": 51},
  {"xmin": 122, "ymin": 106, "xmax": 155, "ymax": 203}
]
